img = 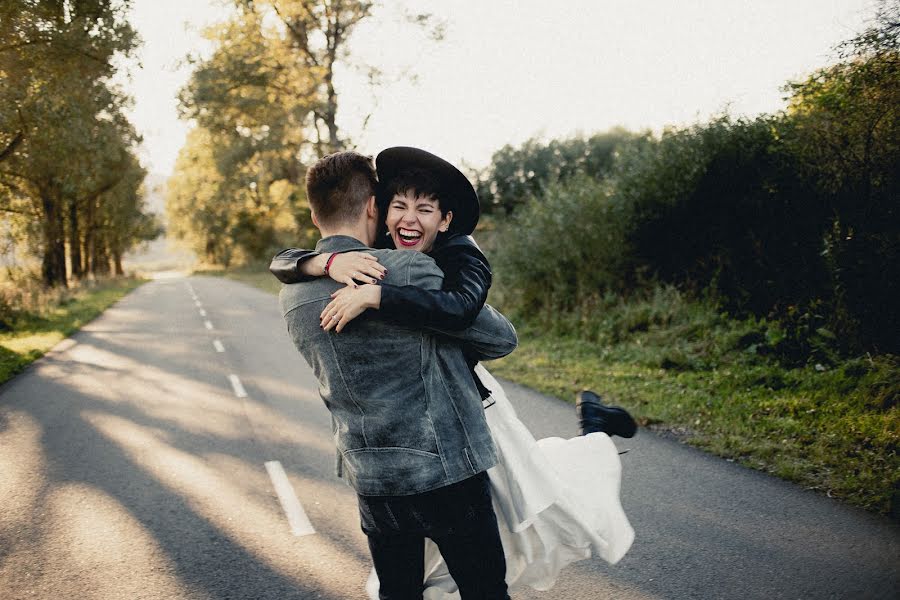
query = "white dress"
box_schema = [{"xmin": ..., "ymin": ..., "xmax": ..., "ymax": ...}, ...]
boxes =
[{"xmin": 366, "ymin": 365, "xmax": 635, "ymax": 599}]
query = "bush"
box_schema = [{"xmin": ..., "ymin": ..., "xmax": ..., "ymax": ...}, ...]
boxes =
[
  {"xmin": 474, "ymin": 130, "xmax": 644, "ymax": 216},
  {"xmin": 491, "ymin": 173, "xmax": 635, "ymax": 315},
  {"xmin": 486, "ymin": 9, "xmax": 899, "ymax": 357},
  {"xmin": 611, "ymin": 116, "xmax": 830, "ymax": 318}
]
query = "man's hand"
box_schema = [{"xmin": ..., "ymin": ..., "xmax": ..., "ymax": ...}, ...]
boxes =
[{"xmin": 320, "ymin": 284, "xmax": 382, "ymax": 332}]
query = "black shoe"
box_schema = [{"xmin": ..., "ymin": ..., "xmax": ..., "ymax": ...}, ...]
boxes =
[{"xmin": 576, "ymin": 390, "xmax": 637, "ymax": 438}]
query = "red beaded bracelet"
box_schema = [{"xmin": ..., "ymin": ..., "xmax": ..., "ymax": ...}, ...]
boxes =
[{"xmin": 324, "ymin": 253, "xmax": 338, "ymax": 276}]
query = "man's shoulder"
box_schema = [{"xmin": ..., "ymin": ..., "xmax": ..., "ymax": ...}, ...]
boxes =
[
  {"xmin": 279, "ymin": 277, "xmax": 334, "ymax": 315},
  {"xmin": 369, "ymin": 248, "xmax": 435, "ymax": 268},
  {"xmin": 371, "ymin": 249, "xmax": 442, "ymax": 283}
]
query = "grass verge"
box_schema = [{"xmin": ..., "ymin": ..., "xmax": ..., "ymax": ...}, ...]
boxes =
[
  {"xmin": 0, "ymin": 277, "xmax": 145, "ymax": 385},
  {"xmin": 488, "ymin": 286, "xmax": 899, "ymax": 516},
  {"xmin": 204, "ymin": 266, "xmax": 899, "ymax": 516}
]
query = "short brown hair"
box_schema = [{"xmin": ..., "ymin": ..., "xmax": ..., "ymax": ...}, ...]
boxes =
[{"xmin": 306, "ymin": 151, "xmax": 377, "ymax": 227}]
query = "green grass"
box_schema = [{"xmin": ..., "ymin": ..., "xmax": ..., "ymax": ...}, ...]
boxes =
[
  {"xmin": 0, "ymin": 277, "xmax": 145, "ymax": 384},
  {"xmin": 210, "ymin": 266, "xmax": 900, "ymax": 515},
  {"xmin": 488, "ymin": 287, "xmax": 899, "ymax": 516}
]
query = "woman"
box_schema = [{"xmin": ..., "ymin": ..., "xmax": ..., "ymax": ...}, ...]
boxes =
[{"xmin": 270, "ymin": 147, "xmax": 635, "ymax": 598}]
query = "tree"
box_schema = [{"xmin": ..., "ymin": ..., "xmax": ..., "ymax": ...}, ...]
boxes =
[
  {"xmin": 0, "ymin": 0, "xmax": 146, "ymax": 286},
  {"xmin": 474, "ymin": 130, "xmax": 642, "ymax": 216},
  {"xmin": 784, "ymin": 0, "xmax": 900, "ymax": 352},
  {"xmin": 167, "ymin": 128, "xmax": 239, "ymax": 266},
  {"xmin": 171, "ymin": 0, "xmax": 439, "ymax": 264}
]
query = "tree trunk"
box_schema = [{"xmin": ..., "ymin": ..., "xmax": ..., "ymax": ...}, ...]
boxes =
[
  {"xmin": 80, "ymin": 237, "xmax": 89, "ymax": 275},
  {"xmin": 113, "ymin": 249, "xmax": 124, "ymax": 276},
  {"xmin": 41, "ymin": 192, "xmax": 67, "ymax": 287},
  {"xmin": 69, "ymin": 196, "xmax": 83, "ymax": 279},
  {"xmin": 92, "ymin": 233, "xmax": 111, "ymax": 276},
  {"xmin": 84, "ymin": 196, "xmax": 95, "ymax": 275},
  {"xmin": 324, "ymin": 67, "xmax": 340, "ymax": 152}
]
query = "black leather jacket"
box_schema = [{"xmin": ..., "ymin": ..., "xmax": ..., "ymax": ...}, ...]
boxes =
[{"xmin": 269, "ymin": 234, "xmax": 494, "ymax": 399}]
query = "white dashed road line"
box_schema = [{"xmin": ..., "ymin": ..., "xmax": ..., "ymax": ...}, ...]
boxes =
[
  {"xmin": 228, "ymin": 374, "xmax": 247, "ymax": 398},
  {"xmin": 185, "ymin": 281, "xmax": 314, "ymax": 539},
  {"xmin": 264, "ymin": 461, "xmax": 316, "ymax": 537}
]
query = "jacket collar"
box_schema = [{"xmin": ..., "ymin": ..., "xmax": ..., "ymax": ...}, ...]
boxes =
[{"xmin": 315, "ymin": 235, "xmax": 372, "ymax": 254}]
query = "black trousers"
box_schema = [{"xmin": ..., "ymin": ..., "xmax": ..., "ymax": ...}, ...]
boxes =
[{"xmin": 357, "ymin": 472, "xmax": 510, "ymax": 600}]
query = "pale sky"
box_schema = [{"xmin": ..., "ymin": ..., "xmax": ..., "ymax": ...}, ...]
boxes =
[{"xmin": 120, "ymin": 0, "xmax": 874, "ymax": 177}]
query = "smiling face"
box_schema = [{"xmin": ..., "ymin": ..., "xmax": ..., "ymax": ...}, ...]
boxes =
[{"xmin": 385, "ymin": 191, "xmax": 453, "ymax": 253}]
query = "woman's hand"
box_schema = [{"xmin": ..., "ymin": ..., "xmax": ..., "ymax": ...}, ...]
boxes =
[
  {"xmin": 326, "ymin": 252, "xmax": 386, "ymax": 287},
  {"xmin": 320, "ymin": 284, "xmax": 382, "ymax": 333}
]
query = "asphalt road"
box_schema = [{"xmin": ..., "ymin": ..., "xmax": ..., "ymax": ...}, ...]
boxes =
[{"xmin": 1, "ymin": 275, "xmax": 897, "ymax": 600}]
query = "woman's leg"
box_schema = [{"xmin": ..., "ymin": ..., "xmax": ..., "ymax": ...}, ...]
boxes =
[{"xmin": 576, "ymin": 390, "xmax": 637, "ymax": 438}]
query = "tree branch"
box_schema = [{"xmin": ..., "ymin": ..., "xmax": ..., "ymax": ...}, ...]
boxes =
[
  {"xmin": 0, "ymin": 169, "xmax": 42, "ymax": 186},
  {"xmin": 271, "ymin": 2, "xmax": 320, "ymax": 67},
  {"xmin": 0, "ymin": 38, "xmax": 54, "ymax": 53},
  {"xmin": 0, "ymin": 38, "xmax": 108, "ymax": 64},
  {"xmin": 0, "ymin": 130, "xmax": 24, "ymax": 163},
  {"xmin": 0, "ymin": 205, "xmax": 33, "ymax": 215}
]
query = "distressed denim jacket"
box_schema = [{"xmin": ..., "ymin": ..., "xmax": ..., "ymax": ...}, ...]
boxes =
[{"xmin": 279, "ymin": 235, "xmax": 518, "ymax": 496}]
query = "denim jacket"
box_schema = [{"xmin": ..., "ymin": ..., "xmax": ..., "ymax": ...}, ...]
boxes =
[
  {"xmin": 279, "ymin": 235, "xmax": 518, "ymax": 496},
  {"xmin": 270, "ymin": 234, "xmax": 494, "ymax": 398}
]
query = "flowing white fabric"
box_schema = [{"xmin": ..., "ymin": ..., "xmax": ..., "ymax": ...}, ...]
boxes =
[{"xmin": 366, "ymin": 365, "xmax": 634, "ymax": 599}]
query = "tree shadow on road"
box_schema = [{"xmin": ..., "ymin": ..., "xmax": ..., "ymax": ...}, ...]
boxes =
[{"xmin": 0, "ymin": 352, "xmax": 371, "ymax": 599}]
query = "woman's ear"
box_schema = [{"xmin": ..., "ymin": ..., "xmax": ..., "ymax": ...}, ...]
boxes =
[
  {"xmin": 439, "ymin": 210, "xmax": 453, "ymax": 232},
  {"xmin": 311, "ymin": 211, "xmax": 320, "ymax": 228}
]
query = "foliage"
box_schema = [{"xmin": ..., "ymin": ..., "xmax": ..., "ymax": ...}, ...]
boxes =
[
  {"xmin": 492, "ymin": 118, "xmax": 831, "ymax": 334},
  {"xmin": 166, "ymin": 127, "xmax": 310, "ymax": 266},
  {"xmin": 170, "ymin": 0, "xmax": 438, "ymax": 266},
  {"xmin": 483, "ymin": 3, "xmax": 900, "ymax": 514},
  {"xmin": 485, "ymin": 3, "xmax": 900, "ymax": 360},
  {"xmin": 490, "ymin": 173, "xmax": 635, "ymax": 314},
  {"xmin": 487, "ymin": 286, "xmax": 899, "ymax": 515},
  {"xmin": 782, "ymin": 2, "xmax": 900, "ymax": 354},
  {"xmin": 0, "ymin": 275, "xmax": 144, "ymax": 384},
  {"xmin": 474, "ymin": 129, "xmax": 642, "ymax": 216},
  {"xmin": 612, "ymin": 117, "xmax": 833, "ymax": 318},
  {"xmin": 492, "ymin": 33, "xmax": 898, "ymax": 358},
  {"xmin": 0, "ymin": 0, "xmax": 156, "ymax": 286}
]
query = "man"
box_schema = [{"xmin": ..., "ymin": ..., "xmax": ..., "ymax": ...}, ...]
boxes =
[{"xmin": 279, "ymin": 150, "xmax": 516, "ymax": 599}]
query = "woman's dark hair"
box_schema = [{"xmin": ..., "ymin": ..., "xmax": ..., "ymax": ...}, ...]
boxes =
[{"xmin": 377, "ymin": 167, "xmax": 458, "ymax": 217}]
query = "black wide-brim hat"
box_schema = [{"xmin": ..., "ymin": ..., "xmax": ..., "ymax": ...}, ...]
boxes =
[{"xmin": 375, "ymin": 146, "xmax": 480, "ymax": 235}]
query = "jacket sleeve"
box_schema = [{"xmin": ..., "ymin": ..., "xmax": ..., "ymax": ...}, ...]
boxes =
[
  {"xmin": 403, "ymin": 250, "xmax": 517, "ymax": 361},
  {"xmin": 269, "ymin": 248, "xmax": 320, "ymax": 284},
  {"xmin": 378, "ymin": 235, "xmax": 491, "ymax": 331},
  {"xmin": 428, "ymin": 304, "xmax": 518, "ymax": 361}
]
